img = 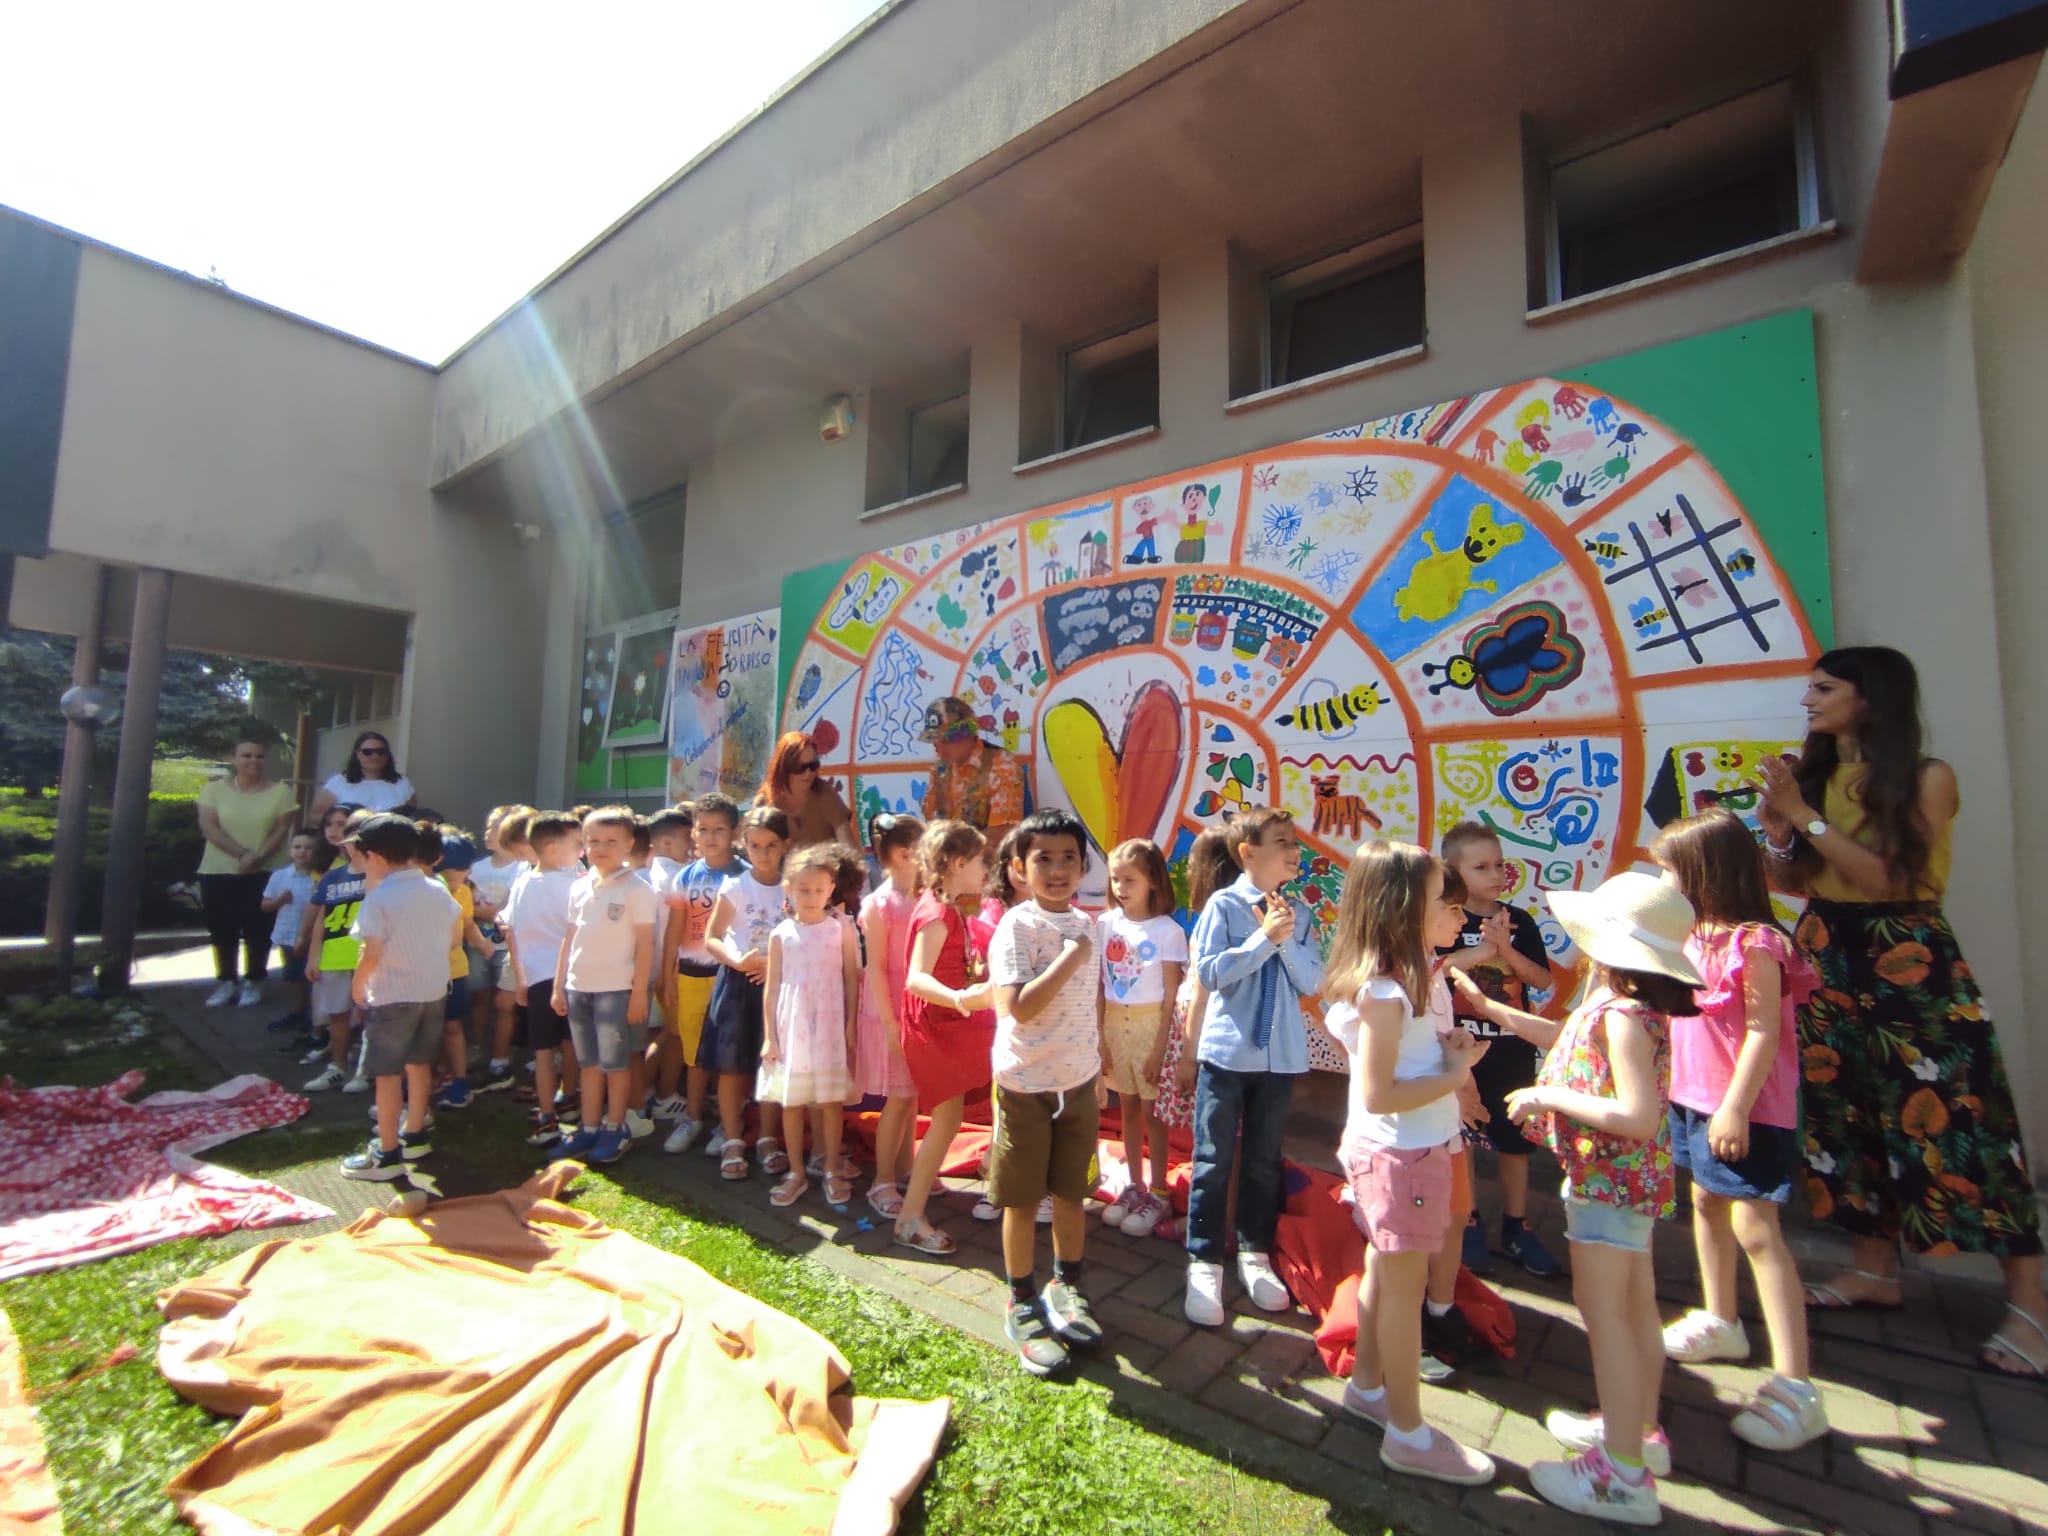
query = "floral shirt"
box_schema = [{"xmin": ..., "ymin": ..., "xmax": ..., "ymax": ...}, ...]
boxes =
[
  {"xmin": 1535, "ymin": 990, "xmax": 1675, "ymax": 1219},
  {"xmin": 921, "ymin": 743, "xmax": 1027, "ymax": 830}
]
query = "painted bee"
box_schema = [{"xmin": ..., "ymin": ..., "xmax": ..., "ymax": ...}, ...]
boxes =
[{"xmin": 1278, "ymin": 683, "xmax": 1388, "ymax": 733}]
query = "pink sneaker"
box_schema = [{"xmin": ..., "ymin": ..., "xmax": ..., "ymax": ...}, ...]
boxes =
[
  {"xmin": 1379, "ymin": 1425, "xmax": 1496, "ymax": 1486},
  {"xmin": 1101, "ymin": 1185, "xmax": 1141, "ymax": 1227},
  {"xmin": 1118, "ymin": 1190, "xmax": 1166, "ymax": 1235}
]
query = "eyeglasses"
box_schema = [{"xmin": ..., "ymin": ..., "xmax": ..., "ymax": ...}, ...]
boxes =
[
  {"xmin": 359, "ymin": 746, "xmax": 390, "ymax": 757},
  {"xmin": 793, "ymin": 759, "xmax": 821, "ymax": 773}
]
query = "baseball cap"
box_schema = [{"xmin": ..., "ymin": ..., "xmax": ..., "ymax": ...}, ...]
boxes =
[{"xmin": 438, "ymin": 834, "xmax": 479, "ymax": 872}]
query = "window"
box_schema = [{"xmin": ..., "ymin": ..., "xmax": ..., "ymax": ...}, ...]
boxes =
[
  {"xmin": 588, "ymin": 486, "xmax": 684, "ymax": 628},
  {"xmin": 1267, "ymin": 228, "xmax": 1425, "ymax": 387},
  {"xmin": 906, "ymin": 392, "xmax": 969, "ymax": 497},
  {"xmin": 1062, "ymin": 322, "xmax": 1158, "ymax": 450},
  {"xmin": 1545, "ymin": 79, "xmax": 1820, "ymax": 305}
]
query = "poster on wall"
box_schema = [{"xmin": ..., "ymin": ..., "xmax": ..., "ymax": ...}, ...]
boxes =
[
  {"xmin": 603, "ymin": 610, "xmax": 678, "ymax": 748},
  {"xmin": 668, "ymin": 609, "xmax": 781, "ymax": 803},
  {"xmin": 575, "ymin": 631, "xmax": 617, "ymax": 794},
  {"xmin": 778, "ymin": 313, "xmax": 1831, "ymax": 1063}
]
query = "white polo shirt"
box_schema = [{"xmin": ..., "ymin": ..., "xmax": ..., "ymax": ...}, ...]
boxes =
[{"xmin": 564, "ymin": 866, "xmax": 659, "ymax": 994}]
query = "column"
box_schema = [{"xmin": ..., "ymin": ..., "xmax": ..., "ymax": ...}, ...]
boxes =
[{"xmin": 96, "ymin": 567, "xmax": 172, "ymax": 992}]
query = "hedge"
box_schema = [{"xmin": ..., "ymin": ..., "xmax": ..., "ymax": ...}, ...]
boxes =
[{"xmin": 0, "ymin": 793, "xmax": 211, "ymax": 938}]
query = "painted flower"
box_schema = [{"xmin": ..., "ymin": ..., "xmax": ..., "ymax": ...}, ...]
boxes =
[
  {"xmin": 1876, "ymin": 941, "xmax": 1933, "ymax": 988},
  {"xmin": 1901, "ymin": 1087, "xmax": 1950, "ymax": 1141},
  {"xmin": 1909, "ymin": 1056, "xmax": 1941, "ymax": 1082},
  {"xmin": 1805, "ymin": 1176, "xmax": 1834, "ymax": 1220},
  {"xmin": 1802, "ymin": 1043, "xmax": 1841, "ymax": 1084}
]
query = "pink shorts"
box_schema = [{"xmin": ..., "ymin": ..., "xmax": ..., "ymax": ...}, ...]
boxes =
[{"xmin": 1346, "ymin": 1140, "xmax": 1455, "ymax": 1254}]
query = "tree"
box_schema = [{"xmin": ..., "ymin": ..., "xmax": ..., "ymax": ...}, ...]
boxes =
[{"xmin": 0, "ymin": 629, "xmax": 75, "ymax": 796}]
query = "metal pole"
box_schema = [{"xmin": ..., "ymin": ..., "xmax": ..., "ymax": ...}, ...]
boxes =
[
  {"xmin": 45, "ymin": 563, "xmax": 108, "ymax": 987},
  {"xmin": 97, "ymin": 568, "xmax": 172, "ymax": 993}
]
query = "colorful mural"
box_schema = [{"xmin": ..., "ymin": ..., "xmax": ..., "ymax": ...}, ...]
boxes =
[
  {"xmin": 668, "ymin": 609, "xmax": 781, "ymax": 804},
  {"xmin": 604, "ymin": 614, "xmax": 676, "ymax": 748},
  {"xmin": 777, "ymin": 314, "xmax": 1829, "ymax": 1045}
]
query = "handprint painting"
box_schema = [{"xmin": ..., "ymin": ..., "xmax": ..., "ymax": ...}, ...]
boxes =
[{"xmin": 779, "ymin": 313, "xmax": 1830, "ymax": 985}]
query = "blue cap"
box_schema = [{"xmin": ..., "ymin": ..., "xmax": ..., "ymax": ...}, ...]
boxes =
[{"xmin": 438, "ymin": 834, "xmax": 480, "ymax": 872}]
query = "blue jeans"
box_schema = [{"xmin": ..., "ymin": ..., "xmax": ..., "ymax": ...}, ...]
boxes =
[{"xmin": 1186, "ymin": 1064, "xmax": 1295, "ymax": 1264}]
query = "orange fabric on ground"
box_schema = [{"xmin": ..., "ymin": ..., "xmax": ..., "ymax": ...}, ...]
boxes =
[
  {"xmin": 155, "ymin": 1165, "xmax": 946, "ymax": 1536},
  {"xmin": 1, "ymin": 1307, "xmax": 63, "ymax": 1536}
]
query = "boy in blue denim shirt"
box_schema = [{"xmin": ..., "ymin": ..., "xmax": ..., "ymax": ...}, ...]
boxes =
[{"xmin": 1182, "ymin": 807, "xmax": 1324, "ymax": 1325}]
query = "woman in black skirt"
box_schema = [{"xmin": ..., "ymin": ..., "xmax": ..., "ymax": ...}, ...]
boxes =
[{"xmin": 1756, "ymin": 646, "xmax": 2045, "ymax": 1376}]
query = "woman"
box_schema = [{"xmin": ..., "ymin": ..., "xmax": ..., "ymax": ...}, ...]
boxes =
[
  {"xmin": 193, "ymin": 738, "xmax": 301, "ymax": 1007},
  {"xmin": 753, "ymin": 732, "xmax": 855, "ymax": 850},
  {"xmin": 309, "ymin": 731, "xmax": 416, "ymax": 820},
  {"xmin": 1756, "ymin": 645, "xmax": 2045, "ymax": 1376}
]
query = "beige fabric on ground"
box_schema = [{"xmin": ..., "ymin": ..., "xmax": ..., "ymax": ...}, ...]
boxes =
[
  {"xmin": 155, "ymin": 1164, "xmax": 946, "ymax": 1536},
  {"xmin": 0, "ymin": 1307, "xmax": 64, "ymax": 1536}
]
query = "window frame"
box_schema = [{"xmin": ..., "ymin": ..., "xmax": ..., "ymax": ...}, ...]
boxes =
[
  {"xmin": 1265, "ymin": 223, "xmax": 1426, "ymax": 390},
  {"xmin": 905, "ymin": 389, "xmax": 971, "ymax": 499},
  {"xmin": 1060, "ymin": 320, "xmax": 1160, "ymax": 451}
]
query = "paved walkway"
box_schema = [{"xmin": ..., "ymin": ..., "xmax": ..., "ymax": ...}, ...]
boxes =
[{"xmin": 137, "ymin": 952, "xmax": 2047, "ymax": 1536}]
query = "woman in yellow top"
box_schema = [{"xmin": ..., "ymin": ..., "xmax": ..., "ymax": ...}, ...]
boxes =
[
  {"xmin": 194, "ymin": 738, "xmax": 302, "ymax": 1009},
  {"xmin": 1756, "ymin": 646, "xmax": 2044, "ymax": 1378}
]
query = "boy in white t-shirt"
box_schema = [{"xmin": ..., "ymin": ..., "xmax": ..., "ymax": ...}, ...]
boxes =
[
  {"xmin": 503, "ymin": 813, "xmax": 586, "ymax": 1146},
  {"xmin": 553, "ymin": 806, "xmax": 658, "ymax": 1167},
  {"xmin": 987, "ymin": 809, "xmax": 1104, "ymax": 1377}
]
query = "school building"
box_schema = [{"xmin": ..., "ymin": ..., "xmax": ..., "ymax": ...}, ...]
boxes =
[{"xmin": 5, "ymin": 0, "xmax": 2047, "ymax": 1165}]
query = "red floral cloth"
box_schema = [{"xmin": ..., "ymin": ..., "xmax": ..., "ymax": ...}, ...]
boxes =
[{"xmin": 0, "ymin": 1071, "xmax": 328, "ymax": 1282}]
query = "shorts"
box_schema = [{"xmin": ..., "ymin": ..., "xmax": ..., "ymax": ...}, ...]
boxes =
[
  {"xmin": 464, "ymin": 945, "xmax": 498, "ymax": 989},
  {"xmin": 313, "ymin": 969, "xmax": 356, "ymax": 1017},
  {"xmin": 361, "ymin": 1001, "xmax": 444, "ymax": 1077},
  {"xmin": 988, "ymin": 1078, "xmax": 1101, "ymax": 1208},
  {"xmin": 481, "ymin": 948, "xmax": 514, "ymax": 991},
  {"xmin": 1669, "ymin": 1103, "xmax": 1799, "ymax": 1204},
  {"xmin": 1345, "ymin": 1140, "xmax": 1454, "ymax": 1254},
  {"xmin": 277, "ymin": 946, "xmax": 306, "ymax": 986},
  {"xmin": 1563, "ymin": 1197, "xmax": 1655, "ymax": 1253},
  {"xmin": 1101, "ymin": 999, "xmax": 1164, "ymax": 1100},
  {"xmin": 567, "ymin": 989, "xmax": 640, "ymax": 1073},
  {"xmin": 444, "ymin": 976, "xmax": 470, "ymax": 1024},
  {"xmin": 1467, "ymin": 1036, "xmax": 1542, "ymax": 1158},
  {"xmin": 669, "ymin": 969, "xmax": 717, "ymax": 1061},
  {"xmin": 697, "ymin": 968, "xmax": 764, "ymax": 1077},
  {"xmin": 524, "ymin": 979, "xmax": 569, "ymax": 1052}
]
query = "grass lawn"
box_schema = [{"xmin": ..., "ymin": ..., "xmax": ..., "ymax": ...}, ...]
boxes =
[{"xmin": 2, "ymin": 1002, "xmax": 1393, "ymax": 1536}]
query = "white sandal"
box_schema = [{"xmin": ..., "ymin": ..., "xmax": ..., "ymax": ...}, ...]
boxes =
[
  {"xmin": 1730, "ymin": 1375, "xmax": 1829, "ymax": 1451},
  {"xmin": 1802, "ymin": 1267, "xmax": 1901, "ymax": 1311},
  {"xmin": 1983, "ymin": 1302, "xmax": 2048, "ymax": 1380}
]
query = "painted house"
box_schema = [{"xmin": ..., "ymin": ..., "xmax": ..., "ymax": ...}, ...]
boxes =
[{"xmin": 4, "ymin": 1, "xmax": 2047, "ymax": 1152}]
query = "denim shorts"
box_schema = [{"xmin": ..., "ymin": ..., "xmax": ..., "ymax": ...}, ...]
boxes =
[
  {"xmin": 1563, "ymin": 1197, "xmax": 1655, "ymax": 1254},
  {"xmin": 1669, "ymin": 1103, "xmax": 1799, "ymax": 1204},
  {"xmin": 567, "ymin": 989, "xmax": 641, "ymax": 1073}
]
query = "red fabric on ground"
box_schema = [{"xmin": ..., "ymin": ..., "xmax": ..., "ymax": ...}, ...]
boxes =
[{"xmin": 0, "ymin": 1071, "xmax": 328, "ymax": 1282}]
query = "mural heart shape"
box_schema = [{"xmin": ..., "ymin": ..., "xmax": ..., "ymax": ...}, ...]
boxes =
[{"xmin": 1041, "ymin": 681, "xmax": 1184, "ymax": 856}]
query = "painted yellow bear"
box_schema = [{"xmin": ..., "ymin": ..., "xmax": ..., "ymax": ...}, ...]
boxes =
[{"xmin": 1393, "ymin": 502, "xmax": 1524, "ymax": 623}]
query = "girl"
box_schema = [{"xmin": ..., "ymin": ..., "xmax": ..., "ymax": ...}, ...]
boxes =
[
  {"xmin": 1478, "ymin": 872, "xmax": 1701, "ymax": 1526},
  {"xmin": 468, "ymin": 804, "xmax": 532, "ymax": 1095},
  {"xmin": 1184, "ymin": 807, "xmax": 1323, "ymax": 1327},
  {"xmin": 702, "ymin": 805, "xmax": 791, "ymax": 1180},
  {"xmin": 1652, "ymin": 809, "xmax": 1827, "ymax": 1453},
  {"xmin": 1097, "ymin": 838, "xmax": 1187, "ymax": 1237},
  {"xmin": 1323, "ymin": 841, "xmax": 1495, "ymax": 1487},
  {"xmin": 859, "ymin": 814, "xmax": 926, "ymax": 1218},
  {"xmin": 762, "ymin": 845, "xmax": 862, "ymax": 1209},
  {"xmin": 985, "ymin": 825, "xmax": 1026, "ymax": 910},
  {"xmin": 891, "ymin": 821, "xmax": 998, "ymax": 1254}
]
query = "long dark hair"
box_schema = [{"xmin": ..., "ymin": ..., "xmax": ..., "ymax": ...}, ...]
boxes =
[
  {"xmin": 1652, "ymin": 807, "xmax": 1782, "ymax": 934},
  {"xmin": 342, "ymin": 731, "xmax": 402, "ymax": 785},
  {"xmin": 1790, "ymin": 647, "xmax": 1931, "ymax": 895}
]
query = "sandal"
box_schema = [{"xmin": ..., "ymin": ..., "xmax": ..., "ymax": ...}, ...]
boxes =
[
  {"xmin": 1803, "ymin": 1267, "xmax": 1902, "ymax": 1311},
  {"xmin": 824, "ymin": 1173, "xmax": 853, "ymax": 1210},
  {"xmin": 1982, "ymin": 1302, "xmax": 2048, "ymax": 1379},
  {"xmin": 893, "ymin": 1217, "xmax": 956, "ymax": 1255},
  {"xmin": 757, "ymin": 1136, "xmax": 789, "ymax": 1177},
  {"xmin": 770, "ymin": 1172, "xmax": 810, "ymax": 1208},
  {"xmin": 867, "ymin": 1182, "xmax": 904, "ymax": 1218},
  {"xmin": 720, "ymin": 1142, "xmax": 749, "ymax": 1181}
]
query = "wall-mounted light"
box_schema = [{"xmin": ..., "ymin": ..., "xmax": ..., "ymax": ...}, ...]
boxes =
[{"xmin": 820, "ymin": 394, "xmax": 856, "ymax": 444}]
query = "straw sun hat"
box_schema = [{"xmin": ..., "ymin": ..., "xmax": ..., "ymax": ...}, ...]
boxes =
[{"xmin": 1545, "ymin": 871, "xmax": 1704, "ymax": 987}]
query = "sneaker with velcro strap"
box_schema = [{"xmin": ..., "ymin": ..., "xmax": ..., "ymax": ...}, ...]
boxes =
[
  {"xmin": 1004, "ymin": 1300, "xmax": 1070, "ymax": 1377},
  {"xmin": 1041, "ymin": 1281, "xmax": 1102, "ymax": 1348}
]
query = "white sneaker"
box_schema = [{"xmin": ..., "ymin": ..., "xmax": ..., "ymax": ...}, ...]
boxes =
[
  {"xmin": 663, "ymin": 1114, "xmax": 703, "ymax": 1155},
  {"xmin": 1102, "ymin": 1185, "xmax": 1141, "ymax": 1228},
  {"xmin": 303, "ymin": 1064, "xmax": 346, "ymax": 1092},
  {"xmin": 1545, "ymin": 1409, "xmax": 1673, "ymax": 1478},
  {"xmin": 1119, "ymin": 1190, "xmax": 1167, "ymax": 1236},
  {"xmin": 1185, "ymin": 1260, "xmax": 1226, "ymax": 1326},
  {"xmin": 1035, "ymin": 1196, "xmax": 1054, "ymax": 1225},
  {"xmin": 971, "ymin": 1197, "xmax": 1000, "ymax": 1222},
  {"xmin": 1730, "ymin": 1376, "xmax": 1829, "ymax": 1453},
  {"xmin": 1529, "ymin": 1445, "xmax": 1661, "ymax": 1525},
  {"xmin": 623, "ymin": 1109, "xmax": 656, "ymax": 1141},
  {"xmin": 204, "ymin": 981, "xmax": 237, "ymax": 1008},
  {"xmin": 1662, "ymin": 1308, "xmax": 1750, "ymax": 1363},
  {"xmin": 237, "ymin": 980, "xmax": 262, "ymax": 1008},
  {"xmin": 650, "ymin": 1094, "xmax": 687, "ymax": 1120},
  {"xmin": 703, "ymin": 1129, "xmax": 727, "ymax": 1159},
  {"xmin": 341, "ymin": 1073, "xmax": 371, "ymax": 1094},
  {"xmin": 1237, "ymin": 1249, "xmax": 1292, "ymax": 1311}
]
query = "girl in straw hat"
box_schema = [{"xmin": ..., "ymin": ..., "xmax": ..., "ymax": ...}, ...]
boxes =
[{"xmin": 1456, "ymin": 870, "xmax": 1702, "ymax": 1527}]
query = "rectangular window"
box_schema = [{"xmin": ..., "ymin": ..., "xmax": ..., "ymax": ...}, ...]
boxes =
[
  {"xmin": 1268, "ymin": 229, "xmax": 1425, "ymax": 387},
  {"xmin": 1062, "ymin": 322, "xmax": 1158, "ymax": 450},
  {"xmin": 906, "ymin": 392, "xmax": 969, "ymax": 497},
  {"xmin": 588, "ymin": 486, "xmax": 685, "ymax": 628},
  {"xmin": 1546, "ymin": 79, "xmax": 1820, "ymax": 305}
]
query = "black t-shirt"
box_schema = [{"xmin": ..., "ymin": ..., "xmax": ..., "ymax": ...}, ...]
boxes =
[{"xmin": 1437, "ymin": 904, "xmax": 1551, "ymax": 1039}]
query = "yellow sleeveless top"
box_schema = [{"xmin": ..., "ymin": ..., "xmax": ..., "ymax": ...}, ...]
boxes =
[{"xmin": 1808, "ymin": 763, "xmax": 1953, "ymax": 903}]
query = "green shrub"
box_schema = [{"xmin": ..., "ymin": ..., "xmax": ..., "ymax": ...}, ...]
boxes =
[{"xmin": 0, "ymin": 794, "xmax": 209, "ymax": 938}]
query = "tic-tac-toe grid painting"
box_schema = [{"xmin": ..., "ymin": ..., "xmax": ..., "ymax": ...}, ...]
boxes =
[{"xmin": 778, "ymin": 314, "xmax": 1829, "ymax": 1039}]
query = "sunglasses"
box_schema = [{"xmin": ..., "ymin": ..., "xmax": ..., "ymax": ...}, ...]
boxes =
[
  {"xmin": 793, "ymin": 759, "xmax": 821, "ymax": 773},
  {"xmin": 359, "ymin": 745, "xmax": 390, "ymax": 757}
]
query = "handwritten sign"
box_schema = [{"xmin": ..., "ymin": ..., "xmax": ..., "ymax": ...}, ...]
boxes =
[
  {"xmin": 1040, "ymin": 578, "xmax": 1163, "ymax": 674},
  {"xmin": 669, "ymin": 610, "xmax": 781, "ymax": 802}
]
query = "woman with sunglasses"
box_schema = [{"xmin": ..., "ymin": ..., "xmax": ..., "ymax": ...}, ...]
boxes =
[
  {"xmin": 310, "ymin": 731, "xmax": 417, "ymax": 822},
  {"xmin": 754, "ymin": 732, "xmax": 856, "ymax": 851}
]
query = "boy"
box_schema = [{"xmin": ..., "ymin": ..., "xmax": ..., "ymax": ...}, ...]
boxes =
[
  {"xmin": 302, "ymin": 811, "xmax": 372, "ymax": 1092},
  {"xmin": 987, "ymin": 808, "xmax": 1105, "ymax": 1376},
  {"xmin": 655, "ymin": 793, "xmax": 743, "ymax": 1154},
  {"xmin": 640, "ymin": 807, "xmax": 693, "ymax": 1121},
  {"xmin": 1438, "ymin": 822, "xmax": 1561, "ymax": 1279},
  {"xmin": 259, "ymin": 829, "xmax": 320, "ymax": 1035},
  {"xmin": 474, "ymin": 809, "xmax": 535, "ymax": 1093},
  {"xmin": 503, "ymin": 812, "xmax": 586, "ymax": 1145},
  {"xmin": 431, "ymin": 832, "xmax": 493, "ymax": 1109},
  {"xmin": 554, "ymin": 806, "xmax": 659, "ymax": 1166},
  {"xmin": 340, "ymin": 814, "xmax": 461, "ymax": 1181}
]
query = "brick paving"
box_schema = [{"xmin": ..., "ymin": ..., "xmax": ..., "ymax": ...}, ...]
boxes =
[{"xmin": 145, "ymin": 958, "xmax": 2048, "ymax": 1536}]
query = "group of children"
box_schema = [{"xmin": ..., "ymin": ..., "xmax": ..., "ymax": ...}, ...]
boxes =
[{"xmin": 253, "ymin": 786, "xmax": 1827, "ymax": 1524}]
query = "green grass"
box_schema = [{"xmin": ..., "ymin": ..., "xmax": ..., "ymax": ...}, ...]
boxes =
[{"xmin": 1, "ymin": 1001, "xmax": 1393, "ymax": 1536}]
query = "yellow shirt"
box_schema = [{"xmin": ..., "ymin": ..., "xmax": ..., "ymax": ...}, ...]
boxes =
[
  {"xmin": 1809, "ymin": 763, "xmax": 1953, "ymax": 903},
  {"xmin": 196, "ymin": 778, "xmax": 299, "ymax": 876},
  {"xmin": 442, "ymin": 879, "xmax": 474, "ymax": 979}
]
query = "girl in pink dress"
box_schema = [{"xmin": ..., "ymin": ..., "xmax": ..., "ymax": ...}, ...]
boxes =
[
  {"xmin": 857, "ymin": 815, "xmax": 925, "ymax": 1217},
  {"xmin": 762, "ymin": 845, "xmax": 861, "ymax": 1210}
]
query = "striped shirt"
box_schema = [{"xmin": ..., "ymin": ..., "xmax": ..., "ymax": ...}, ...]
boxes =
[{"xmin": 353, "ymin": 868, "xmax": 460, "ymax": 1006}]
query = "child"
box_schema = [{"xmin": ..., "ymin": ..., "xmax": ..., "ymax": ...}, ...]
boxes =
[
  {"xmin": 301, "ymin": 808, "xmax": 369, "ymax": 1092},
  {"xmin": 503, "ymin": 812, "xmax": 586, "ymax": 1145},
  {"xmin": 430, "ymin": 830, "xmax": 491, "ymax": 1109},
  {"xmin": 643, "ymin": 806, "xmax": 694, "ymax": 1125},
  {"xmin": 858, "ymin": 814, "xmax": 925, "ymax": 1217},
  {"xmin": 1323, "ymin": 840, "xmax": 1496, "ymax": 1485},
  {"xmin": 260, "ymin": 830, "xmax": 321, "ymax": 1032},
  {"xmin": 552, "ymin": 806, "xmax": 658, "ymax": 1166},
  {"xmin": 701, "ymin": 805, "xmax": 791, "ymax": 1178},
  {"xmin": 1417, "ymin": 862, "xmax": 1491, "ymax": 1380},
  {"xmin": 891, "ymin": 821, "xmax": 998, "ymax": 1254},
  {"xmin": 1096, "ymin": 837, "xmax": 1187, "ymax": 1237},
  {"xmin": 657, "ymin": 793, "xmax": 744, "ymax": 1154},
  {"xmin": 1184, "ymin": 807, "xmax": 1323, "ymax": 1326},
  {"xmin": 1437, "ymin": 822, "xmax": 1562, "ymax": 1280},
  {"xmin": 470, "ymin": 808, "xmax": 533, "ymax": 1094},
  {"xmin": 762, "ymin": 844, "xmax": 862, "ymax": 1208},
  {"xmin": 1475, "ymin": 872, "xmax": 1701, "ymax": 1525},
  {"xmin": 340, "ymin": 814, "xmax": 461, "ymax": 1181},
  {"xmin": 1159, "ymin": 827, "xmax": 1238, "ymax": 1242},
  {"xmin": 986, "ymin": 826, "xmax": 1025, "ymax": 910},
  {"xmin": 1653, "ymin": 809, "xmax": 1827, "ymax": 1452},
  {"xmin": 987, "ymin": 809, "xmax": 1104, "ymax": 1375}
]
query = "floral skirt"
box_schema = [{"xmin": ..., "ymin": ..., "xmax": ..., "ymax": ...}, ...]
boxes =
[{"xmin": 1796, "ymin": 898, "xmax": 2041, "ymax": 1257}]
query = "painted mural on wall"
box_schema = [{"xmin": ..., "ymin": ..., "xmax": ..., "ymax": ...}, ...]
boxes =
[
  {"xmin": 603, "ymin": 614, "xmax": 676, "ymax": 748},
  {"xmin": 668, "ymin": 609, "xmax": 781, "ymax": 804},
  {"xmin": 574, "ymin": 634, "xmax": 617, "ymax": 794},
  {"xmin": 778, "ymin": 314, "xmax": 1829, "ymax": 1061}
]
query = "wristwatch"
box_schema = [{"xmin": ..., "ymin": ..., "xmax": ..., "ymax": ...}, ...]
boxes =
[{"xmin": 1804, "ymin": 817, "xmax": 1827, "ymax": 839}]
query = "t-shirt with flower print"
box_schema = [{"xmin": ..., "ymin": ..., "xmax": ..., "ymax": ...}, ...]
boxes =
[{"xmin": 1533, "ymin": 990, "xmax": 1674, "ymax": 1219}]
